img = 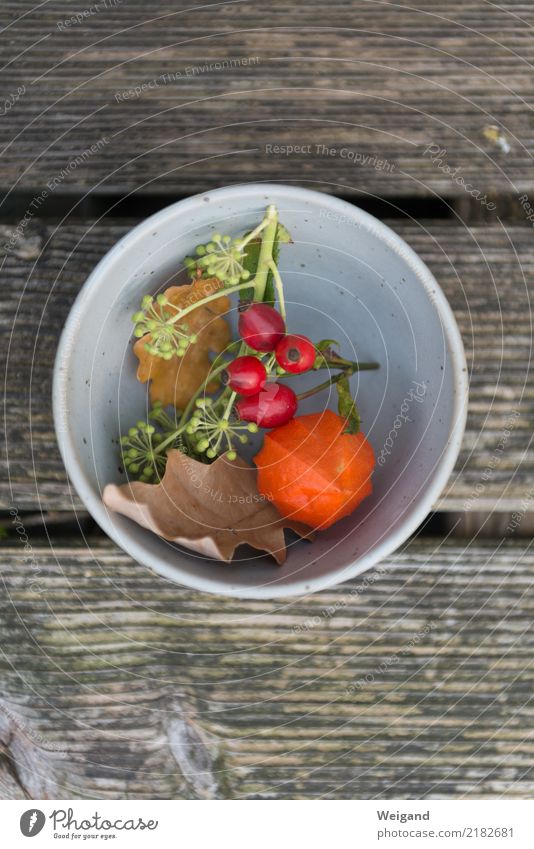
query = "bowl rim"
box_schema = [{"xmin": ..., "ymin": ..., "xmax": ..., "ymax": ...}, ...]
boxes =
[{"xmin": 53, "ymin": 182, "xmax": 468, "ymax": 599}]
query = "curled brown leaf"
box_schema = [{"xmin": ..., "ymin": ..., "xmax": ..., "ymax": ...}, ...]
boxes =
[
  {"xmin": 134, "ymin": 277, "xmax": 231, "ymax": 410},
  {"xmin": 103, "ymin": 450, "xmax": 313, "ymax": 564}
]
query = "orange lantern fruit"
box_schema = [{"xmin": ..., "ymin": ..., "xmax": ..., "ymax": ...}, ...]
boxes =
[{"xmin": 254, "ymin": 409, "xmax": 375, "ymax": 531}]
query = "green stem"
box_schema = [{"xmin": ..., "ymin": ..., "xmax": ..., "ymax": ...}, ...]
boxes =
[
  {"xmin": 180, "ymin": 360, "xmax": 229, "ymax": 424},
  {"xmin": 296, "ymin": 369, "xmax": 354, "ymax": 401},
  {"xmin": 218, "ymin": 391, "xmax": 237, "ymax": 453},
  {"xmin": 277, "ymin": 360, "xmax": 379, "ymax": 379},
  {"xmin": 251, "ymin": 204, "xmax": 278, "ymax": 301},
  {"xmin": 222, "ymin": 390, "xmax": 237, "ymax": 420},
  {"xmin": 152, "ymin": 421, "xmax": 188, "ymax": 456},
  {"xmin": 153, "ymin": 361, "xmax": 229, "ymax": 456},
  {"xmin": 185, "ymin": 363, "xmax": 230, "ymax": 422},
  {"xmin": 167, "ymin": 279, "xmax": 253, "ymax": 327},
  {"xmin": 264, "ymin": 352, "xmax": 277, "ymax": 372},
  {"xmin": 317, "ymin": 347, "xmax": 380, "ymax": 370},
  {"xmin": 237, "ymin": 215, "xmax": 272, "ymax": 250},
  {"xmin": 322, "ymin": 359, "xmax": 379, "ymax": 372},
  {"xmin": 269, "ymin": 259, "xmax": 286, "ymax": 319}
]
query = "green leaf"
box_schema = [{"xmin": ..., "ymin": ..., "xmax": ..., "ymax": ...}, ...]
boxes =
[
  {"xmin": 314, "ymin": 339, "xmax": 341, "ymax": 368},
  {"xmin": 336, "ymin": 376, "xmax": 361, "ymax": 434},
  {"xmin": 242, "ymin": 237, "xmax": 261, "ymax": 276},
  {"xmin": 276, "ymin": 222, "xmax": 292, "ymax": 244},
  {"xmin": 263, "ymin": 234, "xmax": 280, "ymax": 305},
  {"xmin": 240, "ymin": 237, "xmax": 262, "ymax": 303},
  {"xmin": 316, "ymin": 338, "xmax": 340, "ymax": 353}
]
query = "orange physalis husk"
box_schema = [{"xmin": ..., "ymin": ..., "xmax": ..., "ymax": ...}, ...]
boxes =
[
  {"xmin": 134, "ymin": 277, "xmax": 231, "ymax": 410},
  {"xmin": 254, "ymin": 409, "xmax": 375, "ymax": 531}
]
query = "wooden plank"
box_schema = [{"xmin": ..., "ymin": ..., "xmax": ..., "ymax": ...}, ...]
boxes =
[
  {"xmin": 1, "ymin": 537, "xmax": 533, "ymax": 799},
  {"xmin": 1, "ymin": 217, "xmax": 532, "ymax": 511},
  {"xmin": 0, "ymin": 1, "xmax": 532, "ymax": 197}
]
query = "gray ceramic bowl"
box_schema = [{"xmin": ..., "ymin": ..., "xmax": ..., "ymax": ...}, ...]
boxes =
[{"xmin": 53, "ymin": 183, "xmax": 467, "ymax": 598}]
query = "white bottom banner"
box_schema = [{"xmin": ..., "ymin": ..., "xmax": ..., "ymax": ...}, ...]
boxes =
[{"xmin": 2, "ymin": 799, "xmax": 533, "ymax": 848}]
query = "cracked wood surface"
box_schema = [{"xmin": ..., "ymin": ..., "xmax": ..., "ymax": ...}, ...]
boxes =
[
  {"xmin": 0, "ymin": 1, "xmax": 531, "ymax": 197},
  {"xmin": 0, "ymin": 537, "xmax": 533, "ymax": 799},
  {"xmin": 1, "ymin": 218, "xmax": 532, "ymax": 511}
]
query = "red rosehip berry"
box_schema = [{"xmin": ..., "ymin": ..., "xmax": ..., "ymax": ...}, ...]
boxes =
[
  {"xmin": 275, "ymin": 334, "xmax": 316, "ymax": 374},
  {"xmin": 223, "ymin": 356, "xmax": 267, "ymax": 396},
  {"xmin": 238, "ymin": 303, "xmax": 285, "ymax": 352},
  {"xmin": 236, "ymin": 382, "xmax": 298, "ymax": 428}
]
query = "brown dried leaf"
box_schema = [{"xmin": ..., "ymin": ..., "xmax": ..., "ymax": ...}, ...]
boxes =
[
  {"xmin": 103, "ymin": 450, "xmax": 313, "ymax": 564},
  {"xmin": 134, "ymin": 277, "xmax": 231, "ymax": 410}
]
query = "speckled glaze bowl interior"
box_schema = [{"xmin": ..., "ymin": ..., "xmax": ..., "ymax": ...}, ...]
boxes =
[{"xmin": 53, "ymin": 183, "xmax": 468, "ymax": 598}]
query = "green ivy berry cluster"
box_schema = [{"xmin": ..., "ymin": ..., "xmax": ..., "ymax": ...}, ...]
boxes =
[
  {"xmin": 185, "ymin": 234, "xmax": 251, "ymax": 287},
  {"xmin": 184, "ymin": 398, "xmax": 258, "ymax": 460},
  {"xmin": 132, "ymin": 294, "xmax": 198, "ymax": 360}
]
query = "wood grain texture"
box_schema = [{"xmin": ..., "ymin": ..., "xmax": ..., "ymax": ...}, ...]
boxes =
[
  {"xmin": 0, "ymin": 1, "xmax": 532, "ymax": 197},
  {"xmin": 1, "ymin": 217, "xmax": 532, "ymax": 511},
  {"xmin": 0, "ymin": 537, "xmax": 533, "ymax": 799}
]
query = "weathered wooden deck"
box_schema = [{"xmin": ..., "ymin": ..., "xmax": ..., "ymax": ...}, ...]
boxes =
[{"xmin": 1, "ymin": 0, "xmax": 533, "ymax": 799}]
